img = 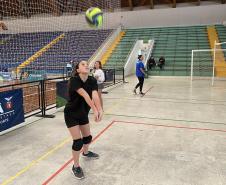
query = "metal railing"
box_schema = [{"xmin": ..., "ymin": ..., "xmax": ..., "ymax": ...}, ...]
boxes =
[{"xmin": 0, "ymin": 68, "xmax": 125, "ymax": 120}]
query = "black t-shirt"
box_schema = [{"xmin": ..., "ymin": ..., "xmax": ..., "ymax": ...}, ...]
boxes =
[
  {"xmin": 159, "ymin": 57, "xmax": 165, "ymax": 64},
  {"xmin": 64, "ymin": 75, "xmax": 98, "ymax": 117}
]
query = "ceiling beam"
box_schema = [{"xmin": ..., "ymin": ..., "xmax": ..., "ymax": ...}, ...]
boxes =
[
  {"xmin": 128, "ymin": 0, "xmax": 133, "ymax": 10},
  {"xmin": 141, "ymin": 0, "xmax": 147, "ymax": 6},
  {"xmin": 20, "ymin": 0, "xmax": 31, "ymax": 18},
  {"xmin": 150, "ymin": 0, "xmax": 154, "ymax": 9},
  {"xmin": 49, "ymin": 0, "xmax": 61, "ymax": 16},
  {"xmin": 172, "ymin": 0, "xmax": 176, "ymax": 8}
]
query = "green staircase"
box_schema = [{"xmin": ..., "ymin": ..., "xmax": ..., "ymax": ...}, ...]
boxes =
[{"xmin": 103, "ymin": 38, "xmax": 135, "ymax": 69}]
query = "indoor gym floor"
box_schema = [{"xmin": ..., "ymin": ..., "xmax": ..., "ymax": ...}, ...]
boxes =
[{"xmin": 1, "ymin": 75, "xmax": 226, "ymax": 185}]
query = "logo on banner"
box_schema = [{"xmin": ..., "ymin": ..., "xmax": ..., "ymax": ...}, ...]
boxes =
[
  {"xmin": 0, "ymin": 89, "xmax": 25, "ymax": 132},
  {"xmin": 0, "ymin": 96, "xmax": 14, "ymax": 117},
  {"xmin": 0, "ymin": 95, "xmax": 16, "ymax": 129},
  {"xmin": 5, "ymin": 96, "xmax": 13, "ymax": 109}
]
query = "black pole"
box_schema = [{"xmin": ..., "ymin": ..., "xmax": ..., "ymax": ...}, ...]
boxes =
[
  {"xmin": 123, "ymin": 68, "xmax": 125, "ymax": 83},
  {"xmin": 36, "ymin": 79, "xmax": 55, "ymax": 118},
  {"xmin": 38, "ymin": 83, "xmax": 41, "ymax": 110},
  {"xmin": 113, "ymin": 69, "xmax": 116, "ymax": 84},
  {"xmin": 43, "ymin": 80, "xmax": 46, "ymax": 116},
  {"xmin": 41, "ymin": 80, "xmax": 45, "ymax": 116}
]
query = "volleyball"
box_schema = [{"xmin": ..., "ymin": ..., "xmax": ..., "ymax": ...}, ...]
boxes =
[{"xmin": 85, "ymin": 7, "xmax": 103, "ymax": 28}]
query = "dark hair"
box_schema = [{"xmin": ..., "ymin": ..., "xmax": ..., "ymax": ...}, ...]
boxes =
[
  {"xmin": 94, "ymin": 61, "xmax": 102, "ymax": 69},
  {"xmin": 71, "ymin": 61, "xmax": 80, "ymax": 76},
  {"xmin": 138, "ymin": 55, "xmax": 143, "ymax": 60},
  {"xmin": 68, "ymin": 61, "xmax": 80, "ymax": 92}
]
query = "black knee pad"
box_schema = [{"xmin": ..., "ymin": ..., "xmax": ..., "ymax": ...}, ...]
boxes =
[
  {"xmin": 72, "ymin": 139, "xmax": 83, "ymax": 151},
  {"xmin": 82, "ymin": 135, "xmax": 92, "ymax": 144}
]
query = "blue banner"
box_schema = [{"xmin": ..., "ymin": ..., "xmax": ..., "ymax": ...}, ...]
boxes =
[
  {"xmin": 0, "ymin": 89, "xmax": 25, "ymax": 132},
  {"xmin": 56, "ymin": 81, "xmax": 68, "ymax": 108}
]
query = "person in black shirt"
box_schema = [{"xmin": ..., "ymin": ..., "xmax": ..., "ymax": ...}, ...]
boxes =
[
  {"xmin": 64, "ymin": 60, "xmax": 103, "ymax": 179},
  {"xmin": 158, "ymin": 56, "xmax": 165, "ymax": 70},
  {"xmin": 147, "ymin": 56, "xmax": 156, "ymax": 70}
]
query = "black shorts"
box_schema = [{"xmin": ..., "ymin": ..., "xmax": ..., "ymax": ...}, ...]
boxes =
[{"xmin": 64, "ymin": 112, "xmax": 89, "ymax": 128}]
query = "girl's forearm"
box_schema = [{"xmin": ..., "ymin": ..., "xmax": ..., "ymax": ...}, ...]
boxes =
[
  {"xmin": 84, "ymin": 93, "xmax": 98, "ymax": 112},
  {"xmin": 77, "ymin": 89, "xmax": 98, "ymax": 112},
  {"xmin": 92, "ymin": 91, "xmax": 103, "ymax": 112}
]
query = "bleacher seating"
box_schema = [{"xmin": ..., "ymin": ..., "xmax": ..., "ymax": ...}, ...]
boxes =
[
  {"xmin": 105, "ymin": 25, "xmax": 212, "ymax": 76},
  {"xmin": 0, "ymin": 32, "xmax": 60, "ymax": 70},
  {"xmin": 0, "ymin": 30, "xmax": 112, "ymax": 73}
]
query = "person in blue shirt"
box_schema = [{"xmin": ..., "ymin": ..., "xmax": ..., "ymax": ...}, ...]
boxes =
[{"xmin": 133, "ymin": 55, "xmax": 145, "ymax": 95}]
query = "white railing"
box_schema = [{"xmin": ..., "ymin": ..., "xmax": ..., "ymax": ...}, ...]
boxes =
[
  {"xmin": 143, "ymin": 40, "xmax": 155, "ymax": 68},
  {"xmin": 124, "ymin": 39, "xmax": 154, "ymax": 77},
  {"xmin": 124, "ymin": 40, "xmax": 143, "ymax": 76}
]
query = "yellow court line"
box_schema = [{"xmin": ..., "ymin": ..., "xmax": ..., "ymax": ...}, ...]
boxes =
[
  {"xmin": 1, "ymin": 98, "xmax": 124, "ymax": 185},
  {"xmin": 1, "ymin": 137, "xmax": 71, "ymax": 185}
]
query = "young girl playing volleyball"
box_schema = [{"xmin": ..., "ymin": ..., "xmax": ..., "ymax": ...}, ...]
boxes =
[{"xmin": 64, "ymin": 60, "xmax": 103, "ymax": 179}]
